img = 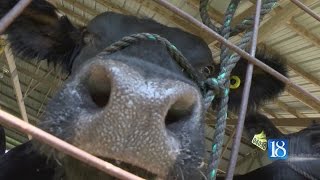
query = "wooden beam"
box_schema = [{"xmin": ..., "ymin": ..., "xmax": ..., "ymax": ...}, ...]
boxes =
[
  {"xmin": 57, "ymin": 5, "xmax": 89, "ymax": 24},
  {"xmin": 188, "ymin": 0, "xmax": 256, "ymax": 28},
  {"xmin": 0, "ymin": 61, "xmax": 58, "ymax": 99},
  {"xmin": 0, "ymin": 66, "xmax": 54, "ymax": 120},
  {"xmin": 257, "ymin": 0, "xmax": 314, "ymax": 43},
  {"xmin": 24, "ymin": 62, "xmax": 42, "ymax": 98},
  {"xmin": 207, "ymin": 117, "xmax": 319, "ymax": 127},
  {"xmin": 23, "ymin": 68, "xmax": 55, "ymax": 98},
  {"xmin": 245, "ymin": 156, "xmax": 256, "ymax": 173},
  {"xmin": 285, "ymin": 86, "xmax": 320, "ymax": 112},
  {"xmin": 188, "ymin": 0, "xmax": 224, "ymax": 24},
  {"xmin": 261, "ymin": 107, "xmax": 280, "ymax": 118},
  {"xmin": 135, "ymin": 0, "xmax": 214, "ymax": 43},
  {"xmin": 95, "ymin": 0, "xmax": 129, "ymax": 15},
  {"xmin": 71, "ymin": 0, "xmax": 98, "ymax": 16},
  {"xmin": 208, "ymin": 124, "xmax": 255, "ymax": 148},
  {"xmin": 287, "ymin": 60, "xmax": 320, "ymax": 87},
  {"xmin": 236, "ymin": 149, "xmax": 260, "ymax": 168},
  {"xmin": 287, "ymin": 18, "xmax": 320, "ymax": 48},
  {"xmin": 276, "ymin": 100, "xmax": 307, "ymax": 118},
  {"xmin": 220, "ymin": 128, "xmax": 236, "ymax": 161},
  {"xmin": 0, "ymin": 94, "xmax": 40, "ymax": 123},
  {"xmin": 4, "ymin": 46, "xmax": 32, "ymax": 139}
]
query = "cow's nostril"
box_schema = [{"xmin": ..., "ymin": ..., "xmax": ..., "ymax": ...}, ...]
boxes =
[
  {"xmin": 85, "ymin": 66, "xmax": 112, "ymax": 108},
  {"xmin": 165, "ymin": 96, "xmax": 195, "ymax": 126}
]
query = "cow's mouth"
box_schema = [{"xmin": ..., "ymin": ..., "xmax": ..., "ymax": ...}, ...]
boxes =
[{"xmin": 98, "ymin": 157, "xmax": 159, "ymax": 179}]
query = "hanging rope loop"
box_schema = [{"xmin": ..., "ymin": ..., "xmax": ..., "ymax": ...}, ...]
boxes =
[{"xmin": 199, "ymin": 0, "xmax": 279, "ymax": 179}]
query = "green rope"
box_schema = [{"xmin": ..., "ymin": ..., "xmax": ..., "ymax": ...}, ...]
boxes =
[
  {"xmin": 204, "ymin": 1, "xmax": 241, "ymax": 179},
  {"xmin": 230, "ymin": 0, "xmax": 278, "ymax": 37},
  {"xmin": 199, "ymin": 0, "xmax": 220, "ymax": 33},
  {"xmin": 98, "ymin": 33, "xmax": 206, "ymax": 90},
  {"xmin": 199, "ymin": 0, "xmax": 278, "ymax": 179}
]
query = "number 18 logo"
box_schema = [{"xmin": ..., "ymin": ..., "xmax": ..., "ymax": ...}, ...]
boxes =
[{"xmin": 268, "ymin": 139, "xmax": 288, "ymax": 160}]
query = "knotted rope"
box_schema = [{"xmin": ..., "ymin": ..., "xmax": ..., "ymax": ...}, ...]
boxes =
[
  {"xmin": 200, "ymin": 0, "xmax": 278, "ymax": 37},
  {"xmin": 199, "ymin": 0, "xmax": 277, "ymax": 179}
]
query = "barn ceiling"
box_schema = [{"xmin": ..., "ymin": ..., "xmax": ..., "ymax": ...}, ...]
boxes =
[{"xmin": 0, "ymin": 0, "xmax": 320, "ymax": 175}]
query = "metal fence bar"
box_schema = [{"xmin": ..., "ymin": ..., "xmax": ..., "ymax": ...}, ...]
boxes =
[
  {"xmin": 153, "ymin": 0, "xmax": 320, "ymax": 111},
  {"xmin": 0, "ymin": 0, "xmax": 32, "ymax": 34},
  {"xmin": 290, "ymin": 0, "xmax": 320, "ymax": 22},
  {"xmin": 0, "ymin": 0, "xmax": 320, "ymax": 179},
  {"xmin": 0, "ymin": 109, "xmax": 144, "ymax": 180},
  {"xmin": 225, "ymin": 0, "xmax": 262, "ymax": 179}
]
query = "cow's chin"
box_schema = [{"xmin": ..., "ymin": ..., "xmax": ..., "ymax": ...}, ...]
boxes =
[
  {"xmin": 99, "ymin": 157, "xmax": 159, "ymax": 179},
  {"xmin": 61, "ymin": 155, "xmax": 162, "ymax": 180}
]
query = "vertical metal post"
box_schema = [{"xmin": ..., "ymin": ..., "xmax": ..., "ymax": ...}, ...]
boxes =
[{"xmin": 225, "ymin": 0, "xmax": 262, "ymax": 179}]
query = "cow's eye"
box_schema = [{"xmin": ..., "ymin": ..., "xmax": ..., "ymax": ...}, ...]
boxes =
[{"xmin": 200, "ymin": 65, "xmax": 215, "ymax": 77}]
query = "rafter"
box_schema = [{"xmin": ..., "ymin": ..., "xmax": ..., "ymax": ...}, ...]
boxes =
[
  {"xmin": 276, "ymin": 100, "xmax": 307, "ymax": 118},
  {"xmin": 95, "ymin": 0, "xmax": 129, "ymax": 14},
  {"xmin": 245, "ymin": 156, "xmax": 256, "ymax": 173},
  {"xmin": 236, "ymin": 148, "xmax": 261, "ymax": 168},
  {"xmin": 70, "ymin": 0, "xmax": 98, "ymax": 16},
  {"xmin": 258, "ymin": 0, "xmax": 315, "ymax": 43},
  {"xmin": 207, "ymin": 117, "xmax": 319, "ymax": 127},
  {"xmin": 4, "ymin": 46, "xmax": 31, "ymax": 139},
  {"xmin": 0, "ymin": 72, "xmax": 51, "ymax": 113},
  {"xmin": 205, "ymin": 137, "xmax": 246, "ymax": 158},
  {"xmin": 220, "ymin": 128, "xmax": 236, "ymax": 161},
  {"xmin": 287, "ymin": 18, "xmax": 320, "ymax": 48},
  {"xmin": 24, "ymin": 62, "xmax": 42, "ymax": 98},
  {"xmin": 208, "ymin": 124, "xmax": 255, "ymax": 148},
  {"xmin": 287, "ymin": 60, "xmax": 320, "ymax": 87},
  {"xmin": 261, "ymin": 107, "xmax": 280, "ymax": 118}
]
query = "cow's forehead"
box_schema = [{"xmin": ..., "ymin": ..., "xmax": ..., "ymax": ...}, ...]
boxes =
[{"xmin": 83, "ymin": 12, "xmax": 213, "ymax": 67}]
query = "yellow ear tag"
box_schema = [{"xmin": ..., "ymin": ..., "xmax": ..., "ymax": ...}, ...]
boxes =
[
  {"xmin": 251, "ymin": 131, "xmax": 267, "ymax": 151},
  {"xmin": 230, "ymin": 76, "xmax": 241, "ymax": 89}
]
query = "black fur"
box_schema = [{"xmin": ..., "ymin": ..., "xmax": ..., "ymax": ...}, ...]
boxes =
[
  {"xmin": 216, "ymin": 161, "xmax": 309, "ymax": 180},
  {"xmin": 0, "ymin": 0, "xmax": 82, "ymax": 72},
  {"xmin": 213, "ymin": 45, "xmax": 288, "ymax": 112},
  {"xmin": 71, "ymin": 11, "xmax": 213, "ymax": 74},
  {"xmin": 0, "ymin": 126, "xmax": 5, "ymax": 155},
  {"xmin": 244, "ymin": 112, "xmax": 284, "ymax": 139},
  {"xmin": 0, "ymin": 141, "xmax": 58, "ymax": 180},
  {"xmin": 217, "ymin": 113, "xmax": 320, "ymax": 180}
]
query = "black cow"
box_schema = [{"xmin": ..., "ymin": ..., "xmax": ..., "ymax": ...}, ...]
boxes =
[
  {"xmin": 0, "ymin": 141, "xmax": 59, "ymax": 180},
  {"xmin": 217, "ymin": 113, "xmax": 320, "ymax": 180},
  {"xmin": 2, "ymin": 116, "xmax": 318, "ymax": 180},
  {"xmin": 0, "ymin": 126, "xmax": 5, "ymax": 155},
  {"xmin": 0, "ymin": 0, "xmax": 288, "ymax": 179}
]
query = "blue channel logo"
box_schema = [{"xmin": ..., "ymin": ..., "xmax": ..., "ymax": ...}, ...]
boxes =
[{"xmin": 267, "ymin": 139, "xmax": 288, "ymax": 160}]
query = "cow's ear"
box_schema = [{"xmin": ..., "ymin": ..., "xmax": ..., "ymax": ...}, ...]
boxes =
[
  {"xmin": 0, "ymin": 0, "xmax": 82, "ymax": 72},
  {"xmin": 244, "ymin": 113, "xmax": 283, "ymax": 140}
]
